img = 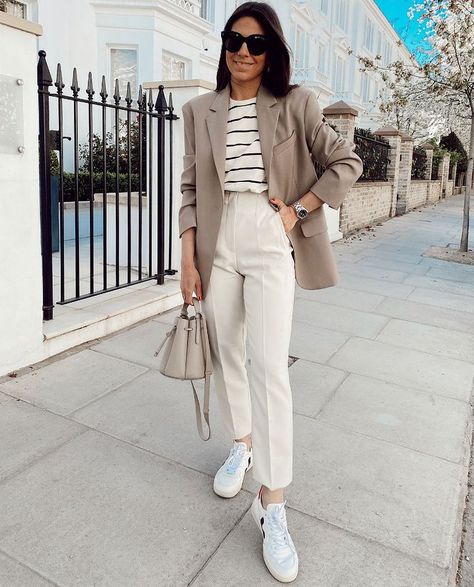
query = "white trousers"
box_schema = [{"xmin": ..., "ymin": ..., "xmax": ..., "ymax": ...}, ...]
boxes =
[{"xmin": 201, "ymin": 189, "xmax": 296, "ymax": 490}]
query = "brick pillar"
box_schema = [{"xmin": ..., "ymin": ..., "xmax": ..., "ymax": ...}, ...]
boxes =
[
  {"xmin": 395, "ymin": 132, "xmax": 414, "ymax": 215},
  {"xmin": 420, "ymin": 144, "xmax": 434, "ymax": 180},
  {"xmin": 323, "ymin": 100, "xmax": 358, "ymax": 143},
  {"xmin": 452, "ymin": 161, "xmax": 458, "ymax": 186},
  {"xmin": 375, "ymin": 125, "xmax": 402, "ymax": 218},
  {"xmin": 439, "ymin": 154, "xmax": 451, "ymax": 198}
]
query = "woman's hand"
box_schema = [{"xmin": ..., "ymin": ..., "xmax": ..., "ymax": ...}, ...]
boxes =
[
  {"xmin": 180, "ymin": 262, "xmax": 203, "ymax": 304},
  {"xmin": 269, "ymin": 197, "xmax": 299, "ymax": 234}
]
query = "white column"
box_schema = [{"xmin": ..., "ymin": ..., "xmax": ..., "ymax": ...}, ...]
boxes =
[{"xmin": 0, "ymin": 13, "xmax": 45, "ymax": 376}]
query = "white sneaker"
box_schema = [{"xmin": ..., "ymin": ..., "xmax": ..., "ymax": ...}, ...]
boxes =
[
  {"xmin": 213, "ymin": 440, "xmax": 253, "ymax": 498},
  {"xmin": 251, "ymin": 486, "xmax": 299, "ymax": 583}
]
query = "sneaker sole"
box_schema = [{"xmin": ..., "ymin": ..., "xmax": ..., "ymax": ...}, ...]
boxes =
[
  {"xmin": 213, "ymin": 462, "xmax": 253, "ymax": 498},
  {"xmin": 251, "ymin": 496, "xmax": 298, "ymax": 583}
]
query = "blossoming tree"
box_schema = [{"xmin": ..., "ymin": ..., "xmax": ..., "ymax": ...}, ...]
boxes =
[{"xmin": 354, "ymin": 0, "xmax": 474, "ymax": 251}]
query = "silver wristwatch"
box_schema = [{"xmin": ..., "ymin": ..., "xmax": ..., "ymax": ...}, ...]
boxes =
[{"xmin": 292, "ymin": 201, "xmax": 309, "ymax": 219}]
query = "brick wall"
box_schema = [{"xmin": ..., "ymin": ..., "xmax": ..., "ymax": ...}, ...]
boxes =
[
  {"xmin": 340, "ymin": 182, "xmax": 393, "ymax": 234},
  {"xmin": 446, "ymin": 179, "xmax": 454, "ymax": 197},
  {"xmin": 408, "ymin": 180, "xmax": 430, "ymax": 209},
  {"xmin": 321, "ymin": 100, "xmax": 453, "ymax": 237},
  {"xmin": 427, "ymin": 180, "xmax": 442, "ymax": 203}
]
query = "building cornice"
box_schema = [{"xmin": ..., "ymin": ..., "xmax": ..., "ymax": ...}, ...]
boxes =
[
  {"xmin": 0, "ymin": 11, "xmax": 42, "ymax": 35},
  {"xmin": 90, "ymin": 0, "xmax": 212, "ymax": 33}
]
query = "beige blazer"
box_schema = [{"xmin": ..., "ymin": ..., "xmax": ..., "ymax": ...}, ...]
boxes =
[{"xmin": 179, "ymin": 82, "xmax": 363, "ymax": 299}]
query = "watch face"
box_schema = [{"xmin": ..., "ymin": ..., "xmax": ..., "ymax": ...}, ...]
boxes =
[{"xmin": 297, "ymin": 208, "xmax": 308, "ymax": 219}]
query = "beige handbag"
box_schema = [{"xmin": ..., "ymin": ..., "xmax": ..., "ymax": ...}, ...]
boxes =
[{"xmin": 154, "ymin": 296, "xmax": 213, "ymax": 441}]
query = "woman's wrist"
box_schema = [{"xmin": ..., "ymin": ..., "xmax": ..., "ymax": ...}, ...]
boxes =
[
  {"xmin": 181, "ymin": 258, "xmax": 196, "ymax": 269},
  {"xmin": 297, "ymin": 191, "xmax": 324, "ymax": 213}
]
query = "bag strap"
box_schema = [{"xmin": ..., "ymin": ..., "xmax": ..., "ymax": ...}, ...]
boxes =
[
  {"xmin": 190, "ymin": 310, "xmax": 212, "ymax": 441},
  {"xmin": 153, "ymin": 323, "xmax": 177, "ymax": 358}
]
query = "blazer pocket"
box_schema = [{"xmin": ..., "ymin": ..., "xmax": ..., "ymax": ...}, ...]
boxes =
[
  {"xmin": 273, "ymin": 129, "xmax": 296, "ymax": 156},
  {"xmin": 299, "ymin": 206, "xmax": 328, "ymax": 237}
]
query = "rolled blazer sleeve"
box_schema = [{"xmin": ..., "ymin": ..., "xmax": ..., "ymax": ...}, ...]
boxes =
[
  {"xmin": 304, "ymin": 91, "xmax": 363, "ymax": 210},
  {"xmin": 178, "ymin": 101, "xmax": 197, "ymax": 238}
]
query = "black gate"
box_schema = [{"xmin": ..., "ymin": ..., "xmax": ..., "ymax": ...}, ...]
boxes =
[{"xmin": 37, "ymin": 50, "xmax": 178, "ymax": 320}]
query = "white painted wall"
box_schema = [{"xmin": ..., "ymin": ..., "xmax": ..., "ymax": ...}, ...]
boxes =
[{"xmin": 0, "ymin": 15, "xmax": 45, "ymax": 376}]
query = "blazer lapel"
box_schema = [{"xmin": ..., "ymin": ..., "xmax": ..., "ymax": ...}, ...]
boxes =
[{"xmin": 205, "ymin": 82, "xmax": 280, "ymax": 198}]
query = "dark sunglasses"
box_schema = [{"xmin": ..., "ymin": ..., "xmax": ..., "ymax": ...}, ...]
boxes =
[{"xmin": 220, "ymin": 30, "xmax": 268, "ymax": 56}]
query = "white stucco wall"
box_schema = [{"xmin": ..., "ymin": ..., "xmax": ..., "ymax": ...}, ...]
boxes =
[{"xmin": 0, "ymin": 14, "xmax": 45, "ymax": 376}]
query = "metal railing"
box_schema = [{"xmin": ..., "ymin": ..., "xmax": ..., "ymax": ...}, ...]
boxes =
[
  {"xmin": 354, "ymin": 127, "xmax": 390, "ymax": 181},
  {"xmin": 431, "ymin": 154, "xmax": 442, "ymax": 180},
  {"xmin": 411, "ymin": 146, "xmax": 427, "ymax": 180},
  {"xmin": 37, "ymin": 50, "xmax": 179, "ymax": 321}
]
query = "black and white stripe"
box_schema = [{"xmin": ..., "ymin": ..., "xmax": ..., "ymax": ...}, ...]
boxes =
[{"xmin": 224, "ymin": 97, "xmax": 268, "ymax": 193}]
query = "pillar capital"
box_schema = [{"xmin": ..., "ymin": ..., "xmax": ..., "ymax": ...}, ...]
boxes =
[
  {"xmin": 323, "ymin": 100, "xmax": 358, "ymax": 119},
  {"xmin": 374, "ymin": 125, "xmax": 403, "ymax": 137}
]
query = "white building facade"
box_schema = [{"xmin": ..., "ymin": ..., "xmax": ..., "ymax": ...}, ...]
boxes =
[{"xmin": 6, "ymin": 0, "xmax": 412, "ymax": 129}]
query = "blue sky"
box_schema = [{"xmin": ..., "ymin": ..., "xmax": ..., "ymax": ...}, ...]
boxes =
[{"xmin": 374, "ymin": 0, "xmax": 428, "ymax": 54}]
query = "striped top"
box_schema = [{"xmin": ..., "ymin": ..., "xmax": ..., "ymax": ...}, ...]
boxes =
[{"xmin": 224, "ymin": 96, "xmax": 268, "ymax": 193}]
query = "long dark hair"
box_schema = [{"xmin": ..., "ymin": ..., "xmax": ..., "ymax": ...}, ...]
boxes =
[{"xmin": 216, "ymin": 1, "xmax": 299, "ymax": 98}]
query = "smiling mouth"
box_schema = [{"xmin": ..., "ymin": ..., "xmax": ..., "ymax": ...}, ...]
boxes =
[{"xmin": 234, "ymin": 60, "xmax": 253, "ymax": 65}]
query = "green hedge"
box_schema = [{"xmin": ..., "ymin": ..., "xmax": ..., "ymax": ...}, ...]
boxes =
[{"xmin": 53, "ymin": 172, "xmax": 144, "ymax": 202}]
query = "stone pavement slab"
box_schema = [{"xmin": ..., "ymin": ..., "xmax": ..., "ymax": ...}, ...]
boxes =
[
  {"xmin": 375, "ymin": 318, "xmax": 474, "ymax": 362},
  {"xmin": 403, "ymin": 273, "xmax": 474, "ymax": 298},
  {"xmin": 375, "ymin": 297, "xmax": 474, "ymax": 335},
  {"xmin": 296, "ymin": 283, "xmax": 385, "ymax": 312},
  {"xmin": 288, "ymin": 358, "xmax": 347, "ymax": 418},
  {"xmin": 338, "ymin": 272, "xmax": 415, "ymax": 299},
  {"xmin": 0, "ymin": 552, "xmax": 54, "ymax": 587},
  {"xmin": 317, "ymin": 373, "xmax": 470, "ymax": 463},
  {"xmin": 407, "ymin": 287, "xmax": 474, "ymax": 314},
  {"xmin": 271, "ymin": 417, "xmax": 465, "ymax": 567},
  {"xmin": 424, "ymin": 265, "xmax": 474, "ymax": 284},
  {"xmin": 289, "ymin": 320, "xmax": 349, "ymax": 364},
  {"xmin": 0, "ymin": 349, "xmax": 147, "ymax": 415},
  {"xmin": 69, "ymin": 369, "xmax": 232, "ymax": 478},
  {"xmin": 91, "ymin": 320, "xmax": 171, "ymax": 370},
  {"xmin": 293, "ymin": 298, "xmax": 389, "ymax": 338},
  {"xmin": 0, "ymin": 430, "xmax": 251, "ymax": 587},
  {"xmin": 192, "ymin": 508, "xmax": 449, "ymax": 587},
  {"xmin": 328, "ymin": 337, "xmax": 474, "ymax": 401},
  {"xmin": 0, "ymin": 397, "xmax": 84, "ymax": 482}
]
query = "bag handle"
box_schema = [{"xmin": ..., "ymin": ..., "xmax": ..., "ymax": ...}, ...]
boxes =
[{"xmin": 181, "ymin": 296, "xmax": 203, "ymax": 317}]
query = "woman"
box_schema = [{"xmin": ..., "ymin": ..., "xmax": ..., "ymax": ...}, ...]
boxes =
[{"xmin": 178, "ymin": 2, "xmax": 363, "ymax": 582}]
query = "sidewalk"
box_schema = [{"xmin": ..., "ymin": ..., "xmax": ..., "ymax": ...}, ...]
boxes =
[{"xmin": 0, "ymin": 194, "xmax": 473, "ymax": 587}]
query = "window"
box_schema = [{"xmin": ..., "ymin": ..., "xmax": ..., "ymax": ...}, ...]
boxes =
[
  {"xmin": 162, "ymin": 52, "xmax": 187, "ymax": 80},
  {"xmin": 376, "ymin": 30, "xmax": 382, "ymax": 56},
  {"xmin": 1, "ymin": 0, "xmax": 26, "ymax": 18},
  {"xmin": 320, "ymin": 0, "xmax": 329, "ymax": 14},
  {"xmin": 364, "ymin": 16, "xmax": 374, "ymax": 51},
  {"xmin": 111, "ymin": 48, "xmax": 138, "ymax": 100},
  {"xmin": 382, "ymin": 40, "xmax": 392, "ymax": 65},
  {"xmin": 295, "ymin": 25, "xmax": 307, "ymax": 69},
  {"xmin": 361, "ymin": 72, "xmax": 370, "ymax": 102},
  {"xmin": 200, "ymin": 0, "xmax": 215, "ymax": 23},
  {"xmin": 110, "ymin": 48, "xmax": 138, "ymax": 127},
  {"xmin": 318, "ymin": 43, "xmax": 327, "ymax": 74},
  {"xmin": 334, "ymin": 56, "xmax": 346, "ymax": 93},
  {"xmin": 335, "ymin": 0, "xmax": 347, "ymax": 31}
]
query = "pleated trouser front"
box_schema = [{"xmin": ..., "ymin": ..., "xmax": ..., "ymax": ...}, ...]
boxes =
[{"xmin": 201, "ymin": 188, "xmax": 296, "ymax": 490}]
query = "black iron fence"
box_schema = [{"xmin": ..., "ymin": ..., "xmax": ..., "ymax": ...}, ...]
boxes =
[
  {"xmin": 354, "ymin": 128, "xmax": 390, "ymax": 181},
  {"xmin": 431, "ymin": 154, "xmax": 442, "ymax": 180},
  {"xmin": 37, "ymin": 50, "xmax": 179, "ymax": 320},
  {"xmin": 411, "ymin": 146, "xmax": 427, "ymax": 179}
]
